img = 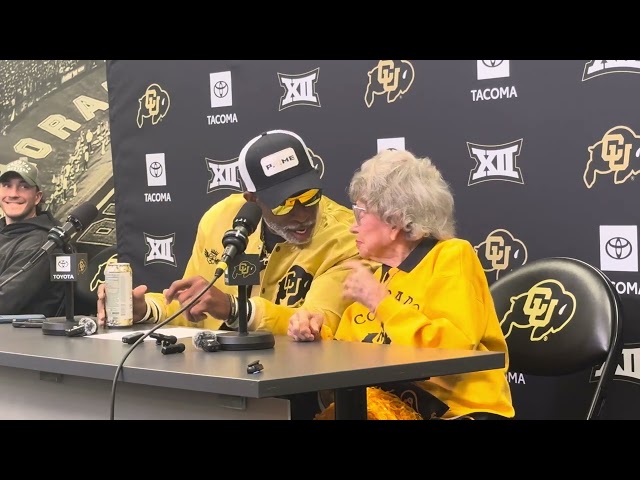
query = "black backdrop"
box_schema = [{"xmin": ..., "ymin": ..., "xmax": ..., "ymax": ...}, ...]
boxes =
[{"xmin": 105, "ymin": 60, "xmax": 640, "ymax": 419}]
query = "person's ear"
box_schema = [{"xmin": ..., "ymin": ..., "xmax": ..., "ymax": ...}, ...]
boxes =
[
  {"xmin": 243, "ymin": 192, "xmax": 257, "ymax": 202},
  {"xmin": 35, "ymin": 190, "xmax": 43, "ymax": 205},
  {"xmin": 389, "ymin": 225, "xmax": 400, "ymax": 241}
]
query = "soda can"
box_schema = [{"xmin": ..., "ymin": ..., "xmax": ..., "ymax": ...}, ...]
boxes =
[{"xmin": 104, "ymin": 261, "xmax": 133, "ymax": 328}]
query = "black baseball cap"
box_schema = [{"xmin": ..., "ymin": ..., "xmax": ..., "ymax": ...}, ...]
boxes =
[{"xmin": 238, "ymin": 130, "xmax": 321, "ymax": 209}]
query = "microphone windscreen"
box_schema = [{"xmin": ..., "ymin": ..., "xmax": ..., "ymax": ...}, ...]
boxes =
[
  {"xmin": 67, "ymin": 202, "xmax": 99, "ymax": 230},
  {"xmin": 233, "ymin": 202, "xmax": 262, "ymax": 235},
  {"xmin": 193, "ymin": 330, "xmax": 217, "ymax": 348}
]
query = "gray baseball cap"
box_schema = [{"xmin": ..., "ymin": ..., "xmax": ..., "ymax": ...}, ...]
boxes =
[{"xmin": 0, "ymin": 159, "xmax": 40, "ymax": 188}]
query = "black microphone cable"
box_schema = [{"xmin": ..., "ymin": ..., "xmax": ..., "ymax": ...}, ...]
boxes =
[{"xmin": 109, "ymin": 260, "xmax": 229, "ymax": 420}]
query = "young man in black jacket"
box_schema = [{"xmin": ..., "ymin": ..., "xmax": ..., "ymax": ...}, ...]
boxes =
[{"xmin": 0, "ymin": 159, "xmax": 65, "ymax": 316}]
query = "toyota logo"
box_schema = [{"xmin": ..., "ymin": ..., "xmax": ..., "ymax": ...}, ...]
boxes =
[
  {"xmin": 213, "ymin": 81, "xmax": 229, "ymax": 98},
  {"xmin": 149, "ymin": 161, "xmax": 163, "ymax": 178},
  {"xmin": 605, "ymin": 237, "xmax": 632, "ymax": 260},
  {"xmin": 482, "ymin": 60, "xmax": 504, "ymax": 68}
]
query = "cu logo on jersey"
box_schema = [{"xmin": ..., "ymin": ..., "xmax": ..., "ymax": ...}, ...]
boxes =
[
  {"xmin": 500, "ymin": 279, "xmax": 576, "ymax": 342},
  {"xmin": 136, "ymin": 84, "xmax": 170, "ymax": 128},
  {"xmin": 467, "ymin": 139, "xmax": 524, "ymax": 185},
  {"xmin": 206, "ymin": 157, "xmax": 245, "ymax": 193},
  {"xmin": 144, "ymin": 233, "xmax": 177, "ymax": 267},
  {"xmin": 278, "ymin": 68, "xmax": 321, "ymax": 111},
  {"xmin": 275, "ymin": 265, "xmax": 313, "ymax": 306}
]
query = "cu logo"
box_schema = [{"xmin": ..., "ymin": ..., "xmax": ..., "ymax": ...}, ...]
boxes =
[
  {"xmin": 482, "ymin": 60, "xmax": 504, "ymax": 68},
  {"xmin": 606, "ymin": 237, "xmax": 632, "ymax": 260}
]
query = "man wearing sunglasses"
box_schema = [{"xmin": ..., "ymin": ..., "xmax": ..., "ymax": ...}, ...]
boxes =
[{"xmin": 98, "ymin": 130, "xmax": 359, "ymax": 342}]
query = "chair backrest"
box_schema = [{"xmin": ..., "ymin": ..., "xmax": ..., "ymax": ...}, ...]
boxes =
[
  {"xmin": 74, "ymin": 245, "xmax": 118, "ymax": 316},
  {"xmin": 490, "ymin": 257, "xmax": 623, "ymax": 420}
]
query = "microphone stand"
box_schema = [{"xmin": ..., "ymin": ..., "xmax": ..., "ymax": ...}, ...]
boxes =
[
  {"xmin": 216, "ymin": 252, "xmax": 275, "ymax": 351},
  {"xmin": 42, "ymin": 244, "xmax": 88, "ymax": 336}
]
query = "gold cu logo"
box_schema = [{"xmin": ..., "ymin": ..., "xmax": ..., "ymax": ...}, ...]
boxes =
[
  {"xmin": 78, "ymin": 259, "xmax": 87, "ymax": 274},
  {"xmin": 232, "ymin": 261, "xmax": 256, "ymax": 279},
  {"xmin": 583, "ymin": 126, "xmax": 640, "ymax": 188},
  {"xmin": 474, "ymin": 229, "xmax": 528, "ymax": 280},
  {"xmin": 364, "ymin": 60, "xmax": 415, "ymax": 108},
  {"xmin": 90, "ymin": 253, "xmax": 117, "ymax": 291},
  {"xmin": 136, "ymin": 83, "xmax": 171, "ymax": 128},
  {"xmin": 523, "ymin": 286, "xmax": 559, "ymax": 326},
  {"xmin": 500, "ymin": 279, "xmax": 576, "ymax": 341}
]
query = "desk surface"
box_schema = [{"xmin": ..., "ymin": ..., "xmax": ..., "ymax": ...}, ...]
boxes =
[{"xmin": 0, "ymin": 325, "xmax": 504, "ymax": 398}]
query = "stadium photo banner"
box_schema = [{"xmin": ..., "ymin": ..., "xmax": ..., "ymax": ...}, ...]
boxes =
[
  {"xmin": 105, "ymin": 60, "xmax": 640, "ymax": 419},
  {"xmin": 0, "ymin": 60, "xmax": 116, "ymax": 314}
]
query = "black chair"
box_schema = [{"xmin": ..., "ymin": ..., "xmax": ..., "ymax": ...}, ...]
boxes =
[
  {"xmin": 74, "ymin": 245, "xmax": 118, "ymax": 316},
  {"xmin": 490, "ymin": 257, "xmax": 623, "ymax": 420}
]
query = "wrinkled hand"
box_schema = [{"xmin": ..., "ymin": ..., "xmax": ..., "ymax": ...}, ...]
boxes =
[
  {"xmin": 288, "ymin": 309, "xmax": 324, "ymax": 342},
  {"xmin": 342, "ymin": 260, "xmax": 388, "ymax": 312},
  {"xmin": 97, "ymin": 284, "xmax": 148, "ymax": 327},
  {"xmin": 163, "ymin": 275, "xmax": 230, "ymax": 323}
]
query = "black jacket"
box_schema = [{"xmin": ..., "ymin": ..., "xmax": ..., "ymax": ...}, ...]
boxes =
[{"xmin": 0, "ymin": 211, "xmax": 66, "ymax": 316}]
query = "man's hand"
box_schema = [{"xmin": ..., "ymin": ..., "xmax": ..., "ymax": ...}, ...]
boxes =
[
  {"xmin": 97, "ymin": 284, "xmax": 148, "ymax": 327},
  {"xmin": 342, "ymin": 260, "xmax": 388, "ymax": 312},
  {"xmin": 163, "ymin": 275, "xmax": 230, "ymax": 323},
  {"xmin": 288, "ymin": 309, "xmax": 324, "ymax": 342}
]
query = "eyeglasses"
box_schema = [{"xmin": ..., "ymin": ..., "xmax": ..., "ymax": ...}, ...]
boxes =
[
  {"xmin": 352, "ymin": 205, "xmax": 367, "ymax": 225},
  {"xmin": 271, "ymin": 188, "xmax": 322, "ymax": 216}
]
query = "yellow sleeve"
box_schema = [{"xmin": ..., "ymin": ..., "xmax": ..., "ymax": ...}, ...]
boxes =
[
  {"xmin": 144, "ymin": 208, "xmax": 225, "ymax": 329},
  {"xmin": 253, "ymin": 255, "xmax": 360, "ymax": 336},
  {"xmin": 375, "ymin": 246, "xmax": 488, "ymax": 350}
]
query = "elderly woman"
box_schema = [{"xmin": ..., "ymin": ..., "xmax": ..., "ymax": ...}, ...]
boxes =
[{"xmin": 288, "ymin": 149, "xmax": 515, "ymax": 420}]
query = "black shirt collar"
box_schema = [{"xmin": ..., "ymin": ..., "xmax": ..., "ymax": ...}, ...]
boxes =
[{"xmin": 397, "ymin": 237, "xmax": 439, "ymax": 272}]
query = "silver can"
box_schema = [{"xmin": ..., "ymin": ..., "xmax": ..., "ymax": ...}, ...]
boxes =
[{"xmin": 104, "ymin": 262, "xmax": 133, "ymax": 328}]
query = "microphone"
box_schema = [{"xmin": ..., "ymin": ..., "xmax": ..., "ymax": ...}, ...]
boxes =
[
  {"xmin": 23, "ymin": 202, "xmax": 99, "ymax": 271},
  {"xmin": 193, "ymin": 330, "xmax": 221, "ymax": 352},
  {"xmin": 0, "ymin": 202, "xmax": 99, "ymax": 291},
  {"xmin": 213, "ymin": 202, "xmax": 262, "ymax": 278},
  {"xmin": 150, "ymin": 332, "xmax": 178, "ymax": 345},
  {"xmin": 161, "ymin": 343, "xmax": 185, "ymax": 355}
]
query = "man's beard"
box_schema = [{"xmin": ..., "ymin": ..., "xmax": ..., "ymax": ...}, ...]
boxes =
[{"xmin": 263, "ymin": 217, "xmax": 317, "ymax": 246}]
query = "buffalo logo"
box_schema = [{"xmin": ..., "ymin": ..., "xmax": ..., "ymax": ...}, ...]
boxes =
[
  {"xmin": 362, "ymin": 329, "xmax": 391, "ymax": 345},
  {"xmin": 275, "ymin": 265, "xmax": 313, "ymax": 306},
  {"xmin": 136, "ymin": 83, "xmax": 170, "ymax": 128},
  {"xmin": 365, "ymin": 60, "xmax": 415, "ymax": 108},
  {"xmin": 233, "ymin": 261, "xmax": 256, "ymax": 279},
  {"xmin": 90, "ymin": 253, "xmax": 118, "ymax": 291},
  {"xmin": 307, "ymin": 148, "xmax": 325, "ymax": 179},
  {"xmin": 500, "ymin": 279, "xmax": 576, "ymax": 341},
  {"xmin": 204, "ymin": 248, "xmax": 220, "ymax": 265},
  {"xmin": 78, "ymin": 259, "xmax": 87, "ymax": 274},
  {"xmin": 582, "ymin": 60, "xmax": 640, "ymax": 81},
  {"xmin": 605, "ymin": 237, "xmax": 632, "ymax": 260},
  {"xmin": 583, "ymin": 126, "xmax": 640, "ymax": 188},
  {"xmin": 474, "ymin": 229, "xmax": 528, "ymax": 280}
]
